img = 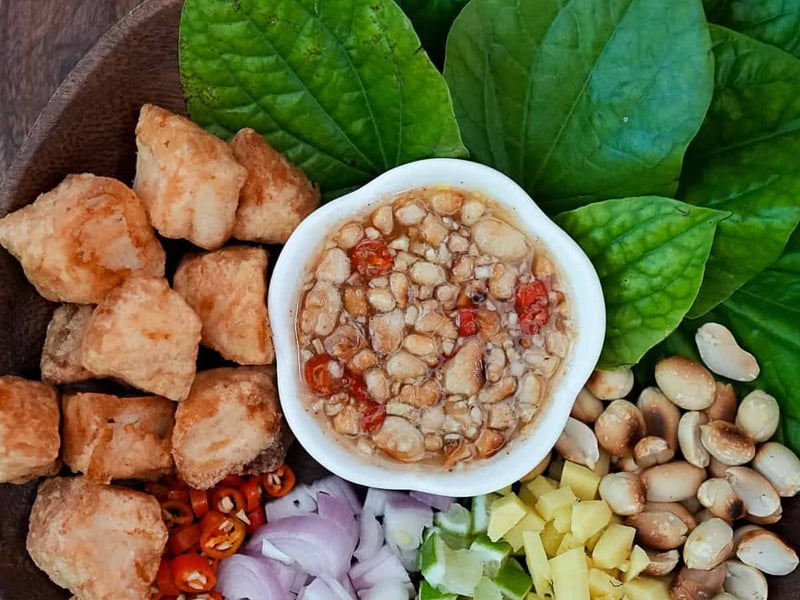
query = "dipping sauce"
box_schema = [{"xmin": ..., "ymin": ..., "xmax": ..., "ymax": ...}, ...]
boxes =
[{"xmin": 296, "ymin": 187, "xmax": 572, "ymax": 468}]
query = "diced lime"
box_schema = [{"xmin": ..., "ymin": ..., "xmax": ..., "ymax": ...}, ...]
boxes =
[
  {"xmin": 418, "ymin": 580, "xmax": 457, "ymax": 600},
  {"xmin": 420, "ymin": 532, "xmax": 448, "ymax": 588},
  {"xmin": 435, "ymin": 501, "xmax": 473, "ymax": 537},
  {"xmin": 471, "ymin": 493, "xmax": 496, "ymax": 535},
  {"xmin": 474, "ymin": 576, "xmax": 504, "ymax": 600},
  {"xmin": 470, "ymin": 534, "xmax": 512, "ymax": 578},
  {"xmin": 493, "ymin": 557, "xmax": 533, "ymax": 600},
  {"xmin": 420, "ymin": 530, "xmax": 483, "ymax": 596}
]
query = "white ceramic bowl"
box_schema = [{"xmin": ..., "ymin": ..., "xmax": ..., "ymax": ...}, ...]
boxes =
[{"xmin": 269, "ymin": 158, "xmax": 605, "ymax": 496}]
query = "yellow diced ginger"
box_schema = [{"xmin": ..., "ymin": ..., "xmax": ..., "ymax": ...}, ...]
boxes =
[
  {"xmin": 556, "ymin": 533, "xmax": 582, "ymax": 555},
  {"xmin": 535, "ymin": 486, "xmax": 576, "ymax": 521},
  {"xmin": 623, "ymin": 577, "xmax": 671, "ymax": 600},
  {"xmin": 504, "ymin": 510, "xmax": 546, "ymax": 551},
  {"xmin": 572, "ymin": 500, "xmax": 612, "ymax": 542},
  {"xmin": 540, "ymin": 521, "xmax": 564, "ymax": 557},
  {"xmin": 622, "ymin": 546, "xmax": 650, "ymax": 582},
  {"xmin": 589, "ymin": 568, "xmax": 625, "ymax": 600},
  {"xmin": 550, "ymin": 547, "xmax": 590, "ymax": 600},
  {"xmin": 560, "ymin": 461, "xmax": 601, "ymax": 500},
  {"xmin": 523, "ymin": 531, "xmax": 552, "ymax": 599},
  {"xmin": 553, "ymin": 503, "xmax": 574, "ymax": 533},
  {"xmin": 520, "ymin": 476, "xmax": 558, "ymax": 506},
  {"xmin": 591, "ymin": 524, "xmax": 636, "ymax": 570},
  {"xmin": 487, "ymin": 493, "xmax": 528, "ymax": 542}
]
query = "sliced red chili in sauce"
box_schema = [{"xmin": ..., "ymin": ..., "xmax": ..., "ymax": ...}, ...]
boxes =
[
  {"xmin": 358, "ymin": 401, "xmax": 387, "ymax": 433},
  {"xmin": 514, "ymin": 280, "xmax": 550, "ymax": 335},
  {"xmin": 350, "ymin": 238, "xmax": 393, "ymax": 277},
  {"xmin": 456, "ymin": 308, "xmax": 478, "ymax": 337},
  {"xmin": 304, "ymin": 353, "xmax": 345, "ymax": 395}
]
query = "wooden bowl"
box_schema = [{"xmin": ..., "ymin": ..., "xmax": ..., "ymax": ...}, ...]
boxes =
[{"xmin": 0, "ymin": 0, "xmax": 797, "ymax": 597}]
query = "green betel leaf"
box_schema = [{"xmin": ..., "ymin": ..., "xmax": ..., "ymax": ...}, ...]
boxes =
[
  {"xmin": 711, "ymin": 230, "xmax": 800, "ymax": 452},
  {"xmin": 394, "ymin": 0, "xmax": 469, "ymax": 67},
  {"xmin": 678, "ymin": 25, "xmax": 800, "ymax": 317},
  {"xmin": 704, "ymin": 0, "xmax": 800, "ymax": 59},
  {"xmin": 556, "ymin": 197, "xmax": 726, "ymax": 369},
  {"xmin": 443, "ymin": 0, "xmax": 714, "ymax": 213},
  {"xmin": 179, "ymin": 0, "xmax": 467, "ymax": 198}
]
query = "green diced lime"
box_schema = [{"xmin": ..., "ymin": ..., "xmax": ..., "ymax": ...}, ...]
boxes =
[
  {"xmin": 439, "ymin": 544, "xmax": 484, "ymax": 596},
  {"xmin": 420, "ymin": 532, "xmax": 448, "ymax": 588},
  {"xmin": 470, "ymin": 534, "xmax": 512, "ymax": 578},
  {"xmin": 418, "ymin": 580, "xmax": 458, "ymax": 600},
  {"xmin": 435, "ymin": 501, "xmax": 473, "ymax": 537},
  {"xmin": 493, "ymin": 557, "xmax": 533, "ymax": 600},
  {"xmin": 470, "ymin": 493, "xmax": 496, "ymax": 535},
  {"xmin": 474, "ymin": 576, "xmax": 504, "ymax": 600}
]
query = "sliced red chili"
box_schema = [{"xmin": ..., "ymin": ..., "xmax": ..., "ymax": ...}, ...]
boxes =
[
  {"xmin": 240, "ymin": 477, "xmax": 263, "ymax": 513},
  {"xmin": 167, "ymin": 523, "xmax": 201, "ymax": 555},
  {"xmin": 189, "ymin": 488, "xmax": 209, "ymax": 519},
  {"xmin": 160, "ymin": 499, "xmax": 195, "ymax": 530},
  {"xmin": 172, "ymin": 554, "xmax": 217, "ymax": 593},
  {"xmin": 156, "ymin": 558, "xmax": 181, "ymax": 596},
  {"xmin": 220, "ymin": 474, "xmax": 246, "ymax": 487},
  {"xmin": 263, "ymin": 465, "xmax": 297, "ymax": 498},
  {"xmin": 246, "ymin": 507, "xmax": 267, "ymax": 534},
  {"xmin": 166, "ymin": 489, "xmax": 190, "ymax": 503},
  {"xmin": 144, "ymin": 482, "xmax": 170, "ymax": 500},
  {"xmin": 359, "ymin": 401, "xmax": 387, "ymax": 433},
  {"xmin": 456, "ymin": 308, "xmax": 478, "ymax": 337},
  {"xmin": 304, "ymin": 353, "xmax": 345, "ymax": 396},
  {"xmin": 211, "ymin": 487, "xmax": 246, "ymax": 515},
  {"xmin": 343, "ymin": 369, "xmax": 371, "ymax": 403},
  {"xmin": 350, "ymin": 238, "xmax": 393, "ymax": 277},
  {"xmin": 514, "ymin": 280, "xmax": 550, "ymax": 335},
  {"xmin": 164, "ymin": 475, "xmax": 188, "ymax": 490},
  {"xmin": 199, "ymin": 510, "xmax": 247, "ymax": 560}
]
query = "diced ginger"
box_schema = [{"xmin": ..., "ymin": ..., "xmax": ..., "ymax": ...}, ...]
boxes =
[
  {"xmin": 622, "ymin": 545, "xmax": 650, "ymax": 582},
  {"xmin": 623, "ymin": 576, "xmax": 671, "ymax": 600},
  {"xmin": 550, "ymin": 547, "xmax": 590, "ymax": 600},
  {"xmin": 488, "ymin": 493, "xmax": 528, "ymax": 542},
  {"xmin": 572, "ymin": 500, "xmax": 612, "ymax": 542},
  {"xmin": 560, "ymin": 461, "xmax": 601, "ymax": 500},
  {"xmin": 591, "ymin": 524, "xmax": 636, "ymax": 571},
  {"xmin": 540, "ymin": 521, "xmax": 564, "ymax": 557},
  {"xmin": 520, "ymin": 475, "xmax": 559, "ymax": 507},
  {"xmin": 556, "ymin": 533, "xmax": 582, "ymax": 555},
  {"xmin": 552, "ymin": 504, "xmax": 574, "ymax": 534},
  {"xmin": 504, "ymin": 510, "xmax": 546, "ymax": 551},
  {"xmin": 589, "ymin": 568, "xmax": 625, "ymax": 600},
  {"xmin": 522, "ymin": 531, "xmax": 552, "ymax": 599},
  {"xmin": 585, "ymin": 529, "xmax": 605, "ymax": 553},
  {"xmin": 535, "ymin": 486, "xmax": 576, "ymax": 521}
]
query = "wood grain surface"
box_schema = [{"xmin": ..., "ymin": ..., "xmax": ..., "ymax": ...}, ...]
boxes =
[{"xmin": 0, "ymin": 0, "xmax": 143, "ymax": 176}]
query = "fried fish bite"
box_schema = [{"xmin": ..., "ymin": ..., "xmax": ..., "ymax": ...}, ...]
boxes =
[
  {"xmin": 62, "ymin": 392, "xmax": 175, "ymax": 483},
  {"xmin": 172, "ymin": 367, "xmax": 288, "ymax": 489},
  {"xmin": 40, "ymin": 304, "xmax": 95, "ymax": 384},
  {"xmin": 230, "ymin": 128, "xmax": 320, "ymax": 243},
  {"xmin": 173, "ymin": 246, "xmax": 274, "ymax": 365},
  {"xmin": 0, "ymin": 376, "xmax": 60, "ymax": 484},
  {"xmin": 134, "ymin": 104, "xmax": 248, "ymax": 250},
  {"xmin": 26, "ymin": 477, "xmax": 168, "ymax": 600},
  {"xmin": 0, "ymin": 173, "xmax": 165, "ymax": 303},
  {"xmin": 81, "ymin": 276, "xmax": 202, "ymax": 401}
]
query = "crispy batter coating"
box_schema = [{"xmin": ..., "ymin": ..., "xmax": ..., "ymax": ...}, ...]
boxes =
[
  {"xmin": 62, "ymin": 392, "xmax": 175, "ymax": 483},
  {"xmin": 40, "ymin": 304, "xmax": 95, "ymax": 384},
  {"xmin": 0, "ymin": 174, "xmax": 166, "ymax": 303},
  {"xmin": 230, "ymin": 128, "xmax": 320, "ymax": 244},
  {"xmin": 26, "ymin": 477, "xmax": 168, "ymax": 600},
  {"xmin": 172, "ymin": 367, "xmax": 288, "ymax": 489},
  {"xmin": 173, "ymin": 246, "xmax": 274, "ymax": 365},
  {"xmin": 0, "ymin": 376, "xmax": 60, "ymax": 484},
  {"xmin": 81, "ymin": 276, "xmax": 202, "ymax": 401},
  {"xmin": 134, "ymin": 104, "xmax": 247, "ymax": 250}
]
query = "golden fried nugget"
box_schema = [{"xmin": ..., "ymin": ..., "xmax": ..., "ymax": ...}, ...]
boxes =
[
  {"xmin": 134, "ymin": 104, "xmax": 247, "ymax": 250},
  {"xmin": 173, "ymin": 246, "xmax": 274, "ymax": 365},
  {"xmin": 0, "ymin": 174, "xmax": 165, "ymax": 303},
  {"xmin": 40, "ymin": 304, "xmax": 95, "ymax": 384},
  {"xmin": 0, "ymin": 376, "xmax": 60, "ymax": 484},
  {"xmin": 230, "ymin": 128, "xmax": 320, "ymax": 243},
  {"xmin": 62, "ymin": 392, "xmax": 175, "ymax": 483},
  {"xmin": 172, "ymin": 367, "xmax": 287, "ymax": 489},
  {"xmin": 26, "ymin": 477, "xmax": 168, "ymax": 600},
  {"xmin": 81, "ymin": 276, "xmax": 202, "ymax": 401}
]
